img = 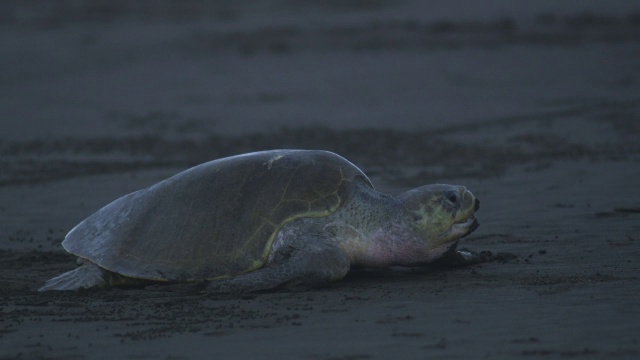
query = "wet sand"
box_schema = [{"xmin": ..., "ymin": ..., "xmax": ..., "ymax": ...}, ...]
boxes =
[{"xmin": 1, "ymin": 1, "xmax": 639, "ymax": 359}]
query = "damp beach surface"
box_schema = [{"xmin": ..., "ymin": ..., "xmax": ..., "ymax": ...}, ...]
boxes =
[{"xmin": 1, "ymin": 1, "xmax": 639, "ymax": 359}]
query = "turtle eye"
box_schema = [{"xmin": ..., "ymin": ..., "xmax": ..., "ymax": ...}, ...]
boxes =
[{"xmin": 445, "ymin": 190, "xmax": 459, "ymax": 207}]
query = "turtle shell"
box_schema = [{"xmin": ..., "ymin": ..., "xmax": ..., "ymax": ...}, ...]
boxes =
[{"xmin": 62, "ymin": 150, "xmax": 371, "ymax": 281}]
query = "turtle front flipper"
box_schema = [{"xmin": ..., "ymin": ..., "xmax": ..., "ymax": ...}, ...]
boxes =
[
  {"xmin": 38, "ymin": 262, "xmax": 142, "ymax": 291},
  {"xmin": 430, "ymin": 248, "xmax": 500, "ymax": 268},
  {"xmin": 205, "ymin": 244, "xmax": 351, "ymax": 294}
]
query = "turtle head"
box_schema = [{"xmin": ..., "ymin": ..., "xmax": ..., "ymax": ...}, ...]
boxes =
[{"xmin": 397, "ymin": 184, "xmax": 479, "ymax": 256}]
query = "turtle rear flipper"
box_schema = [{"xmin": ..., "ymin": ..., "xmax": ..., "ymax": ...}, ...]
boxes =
[{"xmin": 38, "ymin": 263, "xmax": 139, "ymax": 291}]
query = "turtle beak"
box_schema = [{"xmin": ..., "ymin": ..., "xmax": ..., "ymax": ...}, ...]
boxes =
[{"xmin": 461, "ymin": 197, "xmax": 479, "ymax": 238}]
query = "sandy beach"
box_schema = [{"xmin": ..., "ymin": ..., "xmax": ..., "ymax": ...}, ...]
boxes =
[{"xmin": 1, "ymin": 1, "xmax": 639, "ymax": 359}]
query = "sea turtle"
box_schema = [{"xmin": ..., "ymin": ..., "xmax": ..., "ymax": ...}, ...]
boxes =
[{"xmin": 39, "ymin": 149, "xmax": 480, "ymax": 293}]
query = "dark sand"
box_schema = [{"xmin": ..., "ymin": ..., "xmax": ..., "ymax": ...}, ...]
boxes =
[{"xmin": 1, "ymin": 1, "xmax": 639, "ymax": 359}]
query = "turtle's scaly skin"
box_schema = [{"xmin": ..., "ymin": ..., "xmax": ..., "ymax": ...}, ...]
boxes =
[{"xmin": 61, "ymin": 150, "xmax": 370, "ymax": 282}]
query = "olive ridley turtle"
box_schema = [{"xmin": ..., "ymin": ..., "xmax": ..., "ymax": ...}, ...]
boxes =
[{"xmin": 39, "ymin": 149, "xmax": 480, "ymax": 293}]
